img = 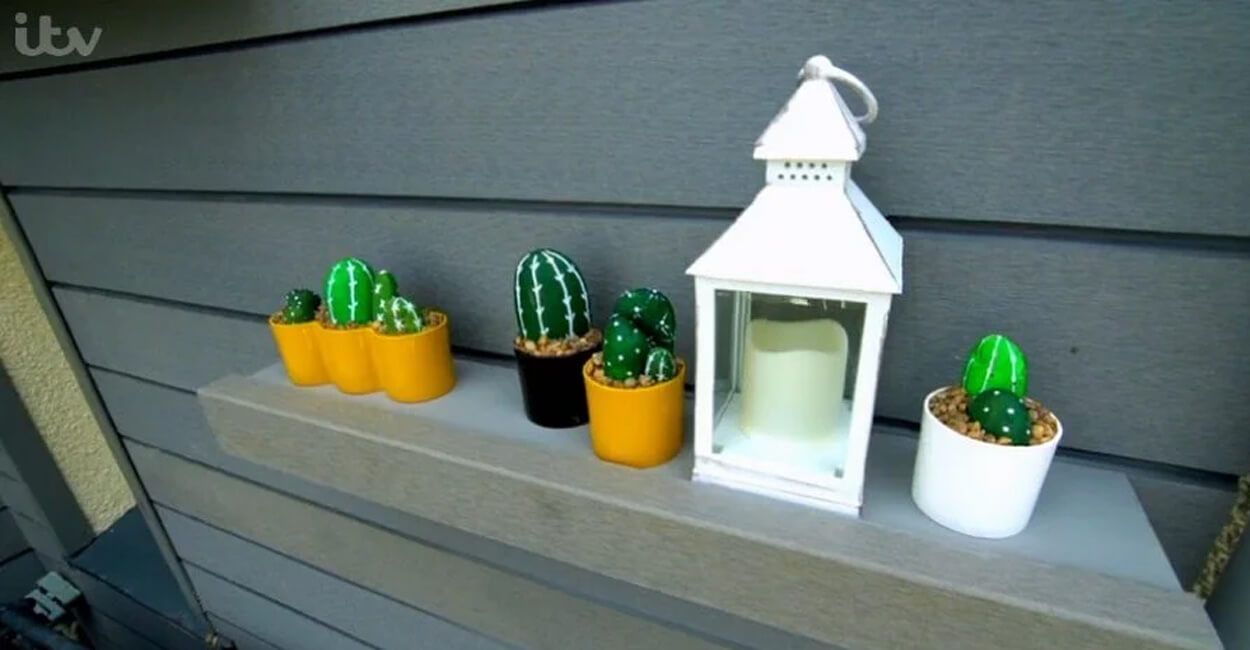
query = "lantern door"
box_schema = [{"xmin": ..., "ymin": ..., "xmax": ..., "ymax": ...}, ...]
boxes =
[{"xmin": 694, "ymin": 278, "xmax": 889, "ymax": 512}]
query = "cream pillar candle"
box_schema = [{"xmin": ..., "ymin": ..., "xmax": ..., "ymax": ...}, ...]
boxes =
[{"xmin": 740, "ymin": 318, "xmax": 849, "ymax": 440}]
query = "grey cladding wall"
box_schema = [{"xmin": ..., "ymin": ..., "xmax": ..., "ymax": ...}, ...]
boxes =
[{"xmin": 0, "ymin": 0, "xmax": 1245, "ymax": 647}]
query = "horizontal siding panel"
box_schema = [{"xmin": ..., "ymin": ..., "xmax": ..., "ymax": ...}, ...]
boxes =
[
  {"xmin": 0, "ymin": 1, "xmax": 521, "ymax": 74},
  {"xmin": 27, "ymin": 194, "xmax": 1250, "ymax": 474},
  {"xmin": 96, "ymin": 369, "xmax": 823, "ymax": 650},
  {"xmin": 185, "ymin": 565, "xmax": 373, "ymax": 650},
  {"xmin": 129, "ymin": 442, "xmax": 731, "ymax": 650},
  {"xmin": 85, "ymin": 611, "xmax": 166, "ymax": 650},
  {"xmin": 2, "ymin": 1, "xmax": 1248, "ymax": 235},
  {"xmin": 159, "ymin": 507, "xmax": 508, "ymax": 650}
]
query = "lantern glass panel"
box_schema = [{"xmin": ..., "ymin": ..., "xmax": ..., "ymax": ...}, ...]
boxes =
[{"xmin": 711, "ymin": 289, "xmax": 866, "ymax": 479}]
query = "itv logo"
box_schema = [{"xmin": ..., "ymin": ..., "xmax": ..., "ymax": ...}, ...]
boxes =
[{"xmin": 14, "ymin": 12, "xmax": 101, "ymax": 57}]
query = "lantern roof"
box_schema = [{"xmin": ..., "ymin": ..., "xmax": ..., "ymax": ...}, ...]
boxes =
[
  {"xmin": 753, "ymin": 56, "xmax": 869, "ymax": 162},
  {"xmin": 687, "ymin": 56, "xmax": 902, "ymax": 295},
  {"xmin": 687, "ymin": 182, "xmax": 901, "ymax": 294}
]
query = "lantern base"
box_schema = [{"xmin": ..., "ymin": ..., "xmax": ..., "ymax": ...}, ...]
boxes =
[
  {"xmin": 692, "ymin": 460, "xmax": 861, "ymax": 516},
  {"xmin": 695, "ymin": 395, "xmax": 860, "ymax": 515}
]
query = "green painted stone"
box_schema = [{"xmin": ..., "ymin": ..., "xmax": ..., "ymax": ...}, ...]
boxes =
[
  {"xmin": 324, "ymin": 257, "xmax": 377, "ymax": 325},
  {"xmin": 613, "ymin": 287, "xmax": 676, "ymax": 350},
  {"xmin": 281, "ymin": 289, "xmax": 320, "ymax": 323},
  {"xmin": 513, "ymin": 249, "xmax": 591, "ymax": 341},
  {"xmin": 643, "ymin": 347, "xmax": 678, "ymax": 383},
  {"xmin": 603, "ymin": 314, "xmax": 649, "ymax": 380},
  {"xmin": 970, "ymin": 389, "xmax": 1031, "ymax": 445},
  {"xmin": 372, "ymin": 270, "xmax": 398, "ymax": 322},
  {"xmin": 962, "ymin": 334, "xmax": 1029, "ymax": 398},
  {"xmin": 378, "ymin": 296, "xmax": 426, "ymax": 335}
]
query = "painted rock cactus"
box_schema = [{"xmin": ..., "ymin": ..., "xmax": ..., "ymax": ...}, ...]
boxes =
[
  {"xmin": 603, "ymin": 287, "xmax": 680, "ymax": 383},
  {"xmin": 377, "ymin": 296, "xmax": 426, "ymax": 335},
  {"xmin": 324, "ymin": 257, "xmax": 377, "ymax": 326},
  {"xmin": 373, "ymin": 270, "xmax": 398, "ymax": 322},
  {"xmin": 603, "ymin": 314, "xmax": 649, "ymax": 380},
  {"xmin": 970, "ymin": 388, "xmax": 1031, "ymax": 445},
  {"xmin": 514, "ymin": 249, "xmax": 591, "ymax": 341},
  {"xmin": 281, "ymin": 289, "xmax": 320, "ymax": 324},
  {"xmin": 644, "ymin": 347, "xmax": 677, "ymax": 382},
  {"xmin": 613, "ymin": 288, "xmax": 676, "ymax": 351},
  {"xmin": 962, "ymin": 334, "xmax": 1028, "ymax": 398}
]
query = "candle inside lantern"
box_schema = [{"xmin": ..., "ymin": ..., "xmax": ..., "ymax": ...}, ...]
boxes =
[{"xmin": 740, "ymin": 318, "xmax": 849, "ymax": 441}]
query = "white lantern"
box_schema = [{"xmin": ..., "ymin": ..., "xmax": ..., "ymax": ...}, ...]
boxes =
[{"xmin": 686, "ymin": 56, "xmax": 903, "ymax": 515}]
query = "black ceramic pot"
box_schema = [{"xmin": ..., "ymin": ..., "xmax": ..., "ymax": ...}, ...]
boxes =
[{"xmin": 514, "ymin": 346, "xmax": 599, "ymax": 428}]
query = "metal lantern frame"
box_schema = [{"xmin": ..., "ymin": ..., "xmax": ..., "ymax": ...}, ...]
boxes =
[{"xmin": 686, "ymin": 56, "xmax": 903, "ymax": 515}]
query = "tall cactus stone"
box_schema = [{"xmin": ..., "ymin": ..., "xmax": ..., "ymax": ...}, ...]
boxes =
[
  {"xmin": 644, "ymin": 347, "xmax": 677, "ymax": 382},
  {"xmin": 324, "ymin": 257, "xmax": 376, "ymax": 326},
  {"xmin": 603, "ymin": 314, "xmax": 649, "ymax": 380},
  {"xmin": 514, "ymin": 249, "xmax": 591, "ymax": 341},
  {"xmin": 970, "ymin": 389, "xmax": 1031, "ymax": 445},
  {"xmin": 281, "ymin": 289, "xmax": 320, "ymax": 324},
  {"xmin": 613, "ymin": 288, "xmax": 676, "ymax": 350},
  {"xmin": 372, "ymin": 270, "xmax": 398, "ymax": 322},
  {"xmin": 378, "ymin": 296, "xmax": 426, "ymax": 335},
  {"xmin": 962, "ymin": 334, "xmax": 1028, "ymax": 398}
]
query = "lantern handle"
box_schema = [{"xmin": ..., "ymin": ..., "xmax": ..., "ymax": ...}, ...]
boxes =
[{"xmin": 799, "ymin": 56, "xmax": 878, "ymax": 125}]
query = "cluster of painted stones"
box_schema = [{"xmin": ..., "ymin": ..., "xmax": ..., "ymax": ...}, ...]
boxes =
[
  {"xmin": 601, "ymin": 288, "xmax": 678, "ymax": 384},
  {"xmin": 513, "ymin": 329, "xmax": 603, "ymax": 357},
  {"xmin": 587, "ymin": 350, "xmax": 683, "ymax": 389},
  {"xmin": 929, "ymin": 386, "xmax": 1058, "ymax": 446}
]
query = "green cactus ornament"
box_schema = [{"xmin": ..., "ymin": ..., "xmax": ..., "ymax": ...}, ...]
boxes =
[
  {"xmin": 514, "ymin": 249, "xmax": 592, "ymax": 341},
  {"xmin": 372, "ymin": 270, "xmax": 398, "ymax": 322},
  {"xmin": 962, "ymin": 334, "xmax": 1028, "ymax": 398},
  {"xmin": 324, "ymin": 257, "xmax": 377, "ymax": 326},
  {"xmin": 603, "ymin": 314, "xmax": 650, "ymax": 380},
  {"xmin": 644, "ymin": 347, "xmax": 677, "ymax": 382},
  {"xmin": 281, "ymin": 289, "xmax": 320, "ymax": 324},
  {"xmin": 970, "ymin": 389, "xmax": 1031, "ymax": 445},
  {"xmin": 613, "ymin": 288, "xmax": 676, "ymax": 350},
  {"xmin": 378, "ymin": 296, "xmax": 426, "ymax": 335}
]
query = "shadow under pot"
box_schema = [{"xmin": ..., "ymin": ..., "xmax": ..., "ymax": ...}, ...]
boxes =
[{"xmin": 514, "ymin": 335, "xmax": 602, "ymax": 428}]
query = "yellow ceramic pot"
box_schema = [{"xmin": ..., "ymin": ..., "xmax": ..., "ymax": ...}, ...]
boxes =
[
  {"xmin": 269, "ymin": 319, "xmax": 329, "ymax": 386},
  {"xmin": 583, "ymin": 360, "xmax": 686, "ymax": 469},
  {"xmin": 316, "ymin": 324, "xmax": 378, "ymax": 394},
  {"xmin": 369, "ymin": 313, "xmax": 456, "ymax": 403}
]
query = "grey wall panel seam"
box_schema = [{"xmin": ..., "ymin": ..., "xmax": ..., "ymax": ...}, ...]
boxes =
[
  {"xmin": 157, "ymin": 504, "xmax": 517, "ymax": 650},
  {"xmin": 184, "ymin": 561, "xmax": 384, "ymax": 650}
]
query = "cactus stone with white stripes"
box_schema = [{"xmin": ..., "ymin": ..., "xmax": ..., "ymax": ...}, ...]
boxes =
[
  {"xmin": 324, "ymin": 257, "xmax": 377, "ymax": 326},
  {"xmin": 378, "ymin": 296, "xmax": 426, "ymax": 335},
  {"xmin": 613, "ymin": 287, "xmax": 676, "ymax": 350},
  {"xmin": 603, "ymin": 314, "xmax": 649, "ymax": 380},
  {"xmin": 373, "ymin": 270, "xmax": 398, "ymax": 322},
  {"xmin": 281, "ymin": 289, "xmax": 320, "ymax": 324},
  {"xmin": 962, "ymin": 334, "xmax": 1028, "ymax": 398},
  {"xmin": 970, "ymin": 388, "xmax": 1031, "ymax": 445},
  {"xmin": 644, "ymin": 347, "xmax": 677, "ymax": 382},
  {"xmin": 513, "ymin": 249, "xmax": 592, "ymax": 341}
]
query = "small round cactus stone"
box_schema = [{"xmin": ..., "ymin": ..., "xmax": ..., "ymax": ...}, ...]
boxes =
[
  {"xmin": 970, "ymin": 389, "xmax": 1031, "ymax": 445},
  {"xmin": 613, "ymin": 287, "xmax": 676, "ymax": 350},
  {"xmin": 603, "ymin": 314, "xmax": 649, "ymax": 381},
  {"xmin": 281, "ymin": 289, "xmax": 320, "ymax": 324},
  {"xmin": 643, "ymin": 347, "xmax": 677, "ymax": 383},
  {"xmin": 962, "ymin": 334, "xmax": 1028, "ymax": 398}
]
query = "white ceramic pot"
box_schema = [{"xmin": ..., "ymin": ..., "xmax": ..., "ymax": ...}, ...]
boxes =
[{"xmin": 911, "ymin": 386, "xmax": 1063, "ymax": 539}]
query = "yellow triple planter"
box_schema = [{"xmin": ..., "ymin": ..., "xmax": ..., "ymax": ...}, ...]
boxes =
[{"xmin": 270, "ymin": 312, "xmax": 455, "ymax": 403}]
